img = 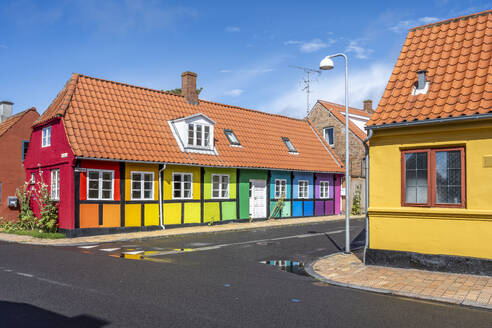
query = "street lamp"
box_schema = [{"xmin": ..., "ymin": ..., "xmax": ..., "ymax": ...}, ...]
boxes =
[{"xmin": 320, "ymin": 53, "xmax": 351, "ymax": 254}]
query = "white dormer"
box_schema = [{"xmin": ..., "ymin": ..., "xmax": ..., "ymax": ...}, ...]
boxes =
[{"xmin": 168, "ymin": 113, "xmax": 217, "ymax": 155}]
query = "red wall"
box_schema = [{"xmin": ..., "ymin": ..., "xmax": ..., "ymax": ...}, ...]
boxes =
[
  {"xmin": 24, "ymin": 118, "xmax": 76, "ymax": 229},
  {"xmin": 0, "ymin": 109, "xmax": 39, "ymax": 221},
  {"xmin": 79, "ymin": 160, "xmax": 121, "ymax": 201}
]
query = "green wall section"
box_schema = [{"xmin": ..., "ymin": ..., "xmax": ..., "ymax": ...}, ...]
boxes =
[
  {"xmin": 202, "ymin": 167, "xmax": 237, "ymax": 223},
  {"xmin": 238, "ymin": 169, "xmax": 268, "ymax": 219},
  {"xmin": 270, "ymin": 201, "xmax": 291, "ymax": 218}
]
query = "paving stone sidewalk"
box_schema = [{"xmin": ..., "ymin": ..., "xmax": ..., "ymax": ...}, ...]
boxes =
[
  {"xmin": 0, "ymin": 215, "xmax": 360, "ymax": 246},
  {"xmin": 309, "ymin": 252, "xmax": 492, "ymax": 310}
]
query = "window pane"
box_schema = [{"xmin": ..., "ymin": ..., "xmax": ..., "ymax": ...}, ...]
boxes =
[
  {"xmin": 183, "ymin": 174, "xmax": 191, "ymax": 182},
  {"xmin": 133, "ymin": 190, "xmax": 141, "ymax": 199},
  {"xmin": 88, "ymin": 171, "xmax": 99, "ymax": 180},
  {"xmin": 102, "ymin": 190, "xmax": 111, "ymax": 199},
  {"xmin": 435, "ymin": 151, "xmax": 461, "ymax": 204},
  {"xmin": 174, "ymin": 174, "xmax": 182, "ymax": 183},
  {"xmin": 188, "ymin": 125, "xmax": 194, "ymax": 145},
  {"xmin": 213, "ymin": 190, "xmax": 220, "ymax": 198},
  {"xmin": 144, "ymin": 182, "xmax": 152, "ymax": 190},
  {"xmin": 102, "ymin": 181, "xmax": 111, "ymax": 190},
  {"xmin": 89, "ymin": 189, "xmax": 99, "ymax": 199},
  {"xmin": 102, "ymin": 172, "xmax": 112, "ymax": 181},
  {"xmin": 405, "ymin": 152, "xmax": 428, "ymax": 204},
  {"xmin": 144, "ymin": 174, "xmax": 152, "ymax": 182},
  {"xmin": 144, "ymin": 190, "xmax": 152, "ymax": 199},
  {"xmin": 89, "ymin": 180, "xmax": 99, "ymax": 189},
  {"xmin": 204, "ymin": 126, "xmax": 210, "ymax": 147},
  {"xmin": 196, "ymin": 125, "xmax": 202, "ymax": 146}
]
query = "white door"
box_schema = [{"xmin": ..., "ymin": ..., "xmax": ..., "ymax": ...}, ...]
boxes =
[{"xmin": 249, "ymin": 179, "xmax": 267, "ymax": 218}]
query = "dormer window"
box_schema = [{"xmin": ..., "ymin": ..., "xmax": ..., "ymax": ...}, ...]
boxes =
[
  {"xmin": 282, "ymin": 137, "xmax": 298, "ymax": 153},
  {"xmin": 168, "ymin": 113, "xmax": 217, "ymax": 155},
  {"xmin": 224, "ymin": 129, "xmax": 240, "ymax": 146},
  {"xmin": 412, "ymin": 70, "xmax": 429, "ymax": 95},
  {"xmin": 188, "ymin": 123, "xmax": 210, "ymax": 147}
]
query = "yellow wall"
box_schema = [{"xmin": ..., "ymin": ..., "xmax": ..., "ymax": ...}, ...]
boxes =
[
  {"xmin": 125, "ymin": 163, "xmax": 159, "ymax": 201},
  {"xmin": 369, "ymin": 119, "xmax": 492, "ymax": 260},
  {"xmin": 163, "ymin": 165, "xmax": 201, "ymax": 200}
]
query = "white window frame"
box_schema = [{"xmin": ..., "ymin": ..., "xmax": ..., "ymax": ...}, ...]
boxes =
[
  {"xmin": 130, "ymin": 171, "xmax": 154, "ymax": 200},
  {"xmin": 211, "ymin": 174, "xmax": 230, "ymax": 199},
  {"xmin": 172, "ymin": 172, "xmax": 193, "ymax": 200},
  {"xmin": 50, "ymin": 169, "xmax": 60, "ymax": 201},
  {"xmin": 86, "ymin": 169, "xmax": 114, "ymax": 200},
  {"xmin": 323, "ymin": 127, "xmax": 334, "ymax": 146},
  {"xmin": 298, "ymin": 180, "xmax": 309, "ymax": 199},
  {"xmin": 320, "ymin": 181, "xmax": 330, "ymax": 199},
  {"xmin": 274, "ymin": 179, "xmax": 287, "ymax": 199},
  {"xmin": 187, "ymin": 123, "xmax": 211, "ymax": 149},
  {"xmin": 42, "ymin": 126, "xmax": 51, "ymax": 148}
]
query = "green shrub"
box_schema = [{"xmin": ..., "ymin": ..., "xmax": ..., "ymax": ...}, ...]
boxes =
[
  {"xmin": 32, "ymin": 169, "xmax": 59, "ymax": 233},
  {"xmin": 351, "ymin": 185, "xmax": 362, "ymax": 215}
]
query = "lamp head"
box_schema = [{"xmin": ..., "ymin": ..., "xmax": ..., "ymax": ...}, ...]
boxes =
[{"xmin": 320, "ymin": 56, "xmax": 335, "ymax": 70}]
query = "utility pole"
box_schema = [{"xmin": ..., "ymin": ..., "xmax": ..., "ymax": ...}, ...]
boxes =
[{"xmin": 289, "ymin": 65, "xmax": 321, "ymax": 116}]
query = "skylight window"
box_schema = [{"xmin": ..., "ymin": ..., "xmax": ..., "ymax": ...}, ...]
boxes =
[
  {"xmin": 282, "ymin": 137, "xmax": 297, "ymax": 153},
  {"xmin": 224, "ymin": 129, "xmax": 240, "ymax": 146}
]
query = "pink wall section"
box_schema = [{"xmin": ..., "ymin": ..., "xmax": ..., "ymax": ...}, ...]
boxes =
[
  {"xmin": 335, "ymin": 174, "xmax": 342, "ymax": 214},
  {"xmin": 24, "ymin": 118, "xmax": 76, "ymax": 229}
]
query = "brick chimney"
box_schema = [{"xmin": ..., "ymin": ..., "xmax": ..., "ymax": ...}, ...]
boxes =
[
  {"xmin": 0, "ymin": 101, "xmax": 13, "ymax": 122},
  {"xmin": 181, "ymin": 71, "xmax": 199, "ymax": 105},
  {"xmin": 363, "ymin": 99, "xmax": 373, "ymax": 114}
]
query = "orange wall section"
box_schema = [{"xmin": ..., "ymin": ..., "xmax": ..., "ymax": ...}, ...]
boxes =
[{"xmin": 79, "ymin": 204, "xmax": 99, "ymax": 228}]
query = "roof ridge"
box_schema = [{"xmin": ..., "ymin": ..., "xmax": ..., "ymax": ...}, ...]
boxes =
[
  {"xmin": 0, "ymin": 107, "xmax": 37, "ymax": 138},
  {"xmin": 318, "ymin": 100, "xmax": 363, "ymax": 112},
  {"xmin": 75, "ymin": 73, "xmax": 306, "ymax": 123},
  {"xmin": 410, "ymin": 9, "xmax": 492, "ymax": 31}
]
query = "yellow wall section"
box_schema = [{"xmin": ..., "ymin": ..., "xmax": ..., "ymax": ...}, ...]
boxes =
[
  {"xmin": 125, "ymin": 163, "xmax": 159, "ymax": 201},
  {"xmin": 102, "ymin": 204, "xmax": 120, "ymax": 227},
  {"xmin": 203, "ymin": 167, "xmax": 237, "ymax": 199},
  {"xmin": 164, "ymin": 203, "xmax": 181, "ymax": 225},
  {"xmin": 163, "ymin": 165, "xmax": 201, "ymax": 200},
  {"xmin": 125, "ymin": 204, "xmax": 141, "ymax": 227},
  {"xmin": 184, "ymin": 203, "xmax": 201, "ymax": 224},
  {"xmin": 369, "ymin": 120, "xmax": 492, "ymax": 259},
  {"xmin": 204, "ymin": 202, "xmax": 220, "ymax": 223},
  {"xmin": 144, "ymin": 204, "xmax": 159, "ymax": 226},
  {"xmin": 80, "ymin": 204, "xmax": 99, "ymax": 228}
]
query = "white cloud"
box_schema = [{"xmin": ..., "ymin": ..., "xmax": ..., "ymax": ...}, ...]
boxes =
[
  {"xmin": 345, "ymin": 40, "xmax": 374, "ymax": 59},
  {"xmin": 284, "ymin": 39, "xmax": 335, "ymax": 53},
  {"xmin": 260, "ymin": 62, "xmax": 393, "ymax": 118},
  {"xmin": 390, "ymin": 16, "xmax": 441, "ymax": 33},
  {"xmin": 225, "ymin": 26, "xmax": 240, "ymax": 32},
  {"xmin": 225, "ymin": 89, "xmax": 244, "ymax": 97}
]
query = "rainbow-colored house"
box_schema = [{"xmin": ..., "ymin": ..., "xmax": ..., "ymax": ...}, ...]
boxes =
[{"xmin": 25, "ymin": 72, "xmax": 344, "ymax": 236}]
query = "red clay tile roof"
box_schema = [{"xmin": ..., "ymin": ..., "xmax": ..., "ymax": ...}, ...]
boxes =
[
  {"xmin": 368, "ymin": 9, "xmax": 492, "ymax": 127},
  {"xmin": 0, "ymin": 107, "xmax": 38, "ymax": 138},
  {"xmin": 318, "ymin": 100, "xmax": 368, "ymax": 141},
  {"xmin": 36, "ymin": 74, "xmax": 343, "ymax": 173}
]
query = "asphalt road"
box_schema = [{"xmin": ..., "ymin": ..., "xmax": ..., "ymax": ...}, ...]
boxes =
[{"xmin": 0, "ymin": 218, "xmax": 490, "ymax": 327}]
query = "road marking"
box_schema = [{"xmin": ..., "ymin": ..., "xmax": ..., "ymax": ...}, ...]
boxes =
[
  {"xmin": 78, "ymin": 245, "xmax": 100, "ymax": 249},
  {"xmin": 100, "ymin": 248, "xmax": 120, "ymax": 252},
  {"xmin": 145, "ymin": 228, "xmax": 357, "ymax": 258},
  {"xmin": 17, "ymin": 272, "xmax": 34, "ymax": 278}
]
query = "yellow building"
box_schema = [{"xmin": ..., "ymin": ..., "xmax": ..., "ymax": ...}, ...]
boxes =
[{"xmin": 365, "ymin": 10, "xmax": 492, "ymax": 275}]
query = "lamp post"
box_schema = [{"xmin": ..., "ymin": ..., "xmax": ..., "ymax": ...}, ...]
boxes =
[{"xmin": 320, "ymin": 53, "xmax": 351, "ymax": 254}]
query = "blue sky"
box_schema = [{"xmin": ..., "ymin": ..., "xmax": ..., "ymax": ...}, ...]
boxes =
[{"xmin": 0, "ymin": 0, "xmax": 490, "ymax": 118}]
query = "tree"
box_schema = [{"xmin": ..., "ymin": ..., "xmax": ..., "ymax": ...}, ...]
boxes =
[{"xmin": 165, "ymin": 88, "xmax": 203, "ymax": 95}]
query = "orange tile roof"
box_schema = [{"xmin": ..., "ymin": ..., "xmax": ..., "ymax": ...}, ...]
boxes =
[
  {"xmin": 368, "ymin": 9, "xmax": 492, "ymax": 127},
  {"xmin": 0, "ymin": 107, "xmax": 38, "ymax": 138},
  {"xmin": 36, "ymin": 74, "xmax": 344, "ymax": 173},
  {"xmin": 318, "ymin": 100, "xmax": 368, "ymax": 141}
]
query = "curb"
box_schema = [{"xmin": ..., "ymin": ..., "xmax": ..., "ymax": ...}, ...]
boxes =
[
  {"xmin": 0, "ymin": 216, "xmax": 364, "ymax": 247},
  {"xmin": 305, "ymin": 253, "xmax": 492, "ymax": 311}
]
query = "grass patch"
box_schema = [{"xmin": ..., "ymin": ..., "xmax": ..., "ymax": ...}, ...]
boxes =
[{"xmin": 2, "ymin": 229, "xmax": 66, "ymax": 239}]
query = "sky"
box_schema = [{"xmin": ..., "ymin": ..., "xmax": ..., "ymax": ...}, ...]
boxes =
[{"xmin": 0, "ymin": 0, "xmax": 490, "ymax": 118}]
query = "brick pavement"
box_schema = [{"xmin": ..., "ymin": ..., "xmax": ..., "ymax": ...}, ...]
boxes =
[{"xmin": 310, "ymin": 252, "xmax": 492, "ymax": 310}]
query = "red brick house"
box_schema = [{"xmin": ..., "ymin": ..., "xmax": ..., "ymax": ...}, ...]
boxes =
[{"xmin": 0, "ymin": 103, "xmax": 39, "ymax": 221}]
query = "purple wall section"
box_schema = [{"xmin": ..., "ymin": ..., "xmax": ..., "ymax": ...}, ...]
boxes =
[{"xmin": 314, "ymin": 173, "xmax": 342, "ymax": 215}]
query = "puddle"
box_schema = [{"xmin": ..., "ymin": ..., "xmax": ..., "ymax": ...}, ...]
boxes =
[
  {"xmin": 120, "ymin": 250, "xmax": 163, "ymax": 260},
  {"xmin": 173, "ymin": 248, "xmax": 194, "ymax": 252},
  {"xmin": 260, "ymin": 260, "xmax": 308, "ymax": 276}
]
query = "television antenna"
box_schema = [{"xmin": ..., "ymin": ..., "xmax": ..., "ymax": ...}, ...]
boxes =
[{"xmin": 289, "ymin": 65, "xmax": 321, "ymax": 116}]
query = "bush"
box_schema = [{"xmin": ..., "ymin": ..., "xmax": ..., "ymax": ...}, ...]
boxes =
[
  {"xmin": 351, "ymin": 185, "xmax": 362, "ymax": 215},
  {"xmin": 16, "ymin": 182, "xmax": 37, "ymax": 230},
  {"xmin": 32, "ymin": 169, "xmax": 59, "ymax": 233}
]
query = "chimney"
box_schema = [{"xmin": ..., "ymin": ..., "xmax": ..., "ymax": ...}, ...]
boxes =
[
  {"xmin": 181, "ymin": 71, "xmax": 199, "ymax": 105},
  {"xmin": 417, "ymin": 70, "xmax": 427, "ymax": 90},
  {"xmin": 363, "ymin": 99, "xmax": 373, "ymax": 114},
  {"xmin": 0, "ymin": 101, "xmax": 13, "ymax": 122}
]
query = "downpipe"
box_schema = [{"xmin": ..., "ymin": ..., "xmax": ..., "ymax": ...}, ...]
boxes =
[
  {"xmin": 362, "ymin": 129, "xmax": 373, "ymax": 263},
  {"xmin": 158, "ymin": 164, "xmax": 167, "ymax": 230}
]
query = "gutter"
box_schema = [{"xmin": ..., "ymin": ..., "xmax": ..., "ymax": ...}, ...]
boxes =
[
  {"xmin": 158, "ymin": 164, "xmax": 167, "ymax": 230},
  {"xmin": 362, "ymin": 129, "xmax": 373, "ymax": 264},
  {"xmin": 366, "ymin": 113, "xmax": 492, "ymax": 130}
]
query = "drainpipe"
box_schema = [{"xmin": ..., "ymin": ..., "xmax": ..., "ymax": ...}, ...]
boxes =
[
  {"xmin": 362, "ymin": 129, "xmax": 373, "ymax": 263},
  {"xmin": 158, "ymin": 164, "xmax": 167, "ymax": 230}
]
